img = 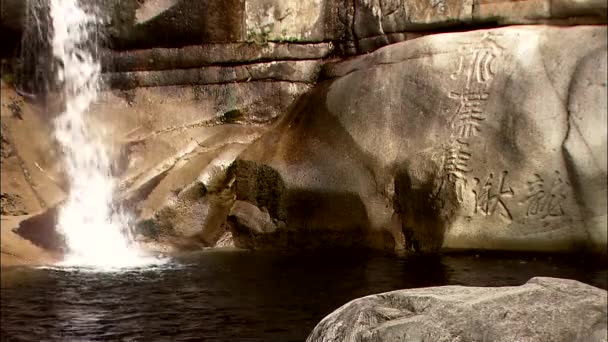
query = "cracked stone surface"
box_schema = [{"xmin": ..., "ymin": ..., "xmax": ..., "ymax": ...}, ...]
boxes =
[{"xmin": 307, "ymin": 277, "xmax": 608, "ymax": 342}]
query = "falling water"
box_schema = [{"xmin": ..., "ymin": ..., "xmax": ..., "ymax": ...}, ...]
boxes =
[{"xmin": 49, "ymin": 0, "xmax": 156, "ymax": 268}]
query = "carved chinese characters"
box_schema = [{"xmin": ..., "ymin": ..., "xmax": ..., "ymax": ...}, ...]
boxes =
[
  {"xmin": 443, "ymin": 33, "xmax": 501, "ymax": 204},
  {"xmin": 525, "ymin": 171, "xmax": 568, "ymax": 219},
  {"xmin": 473, "ymin": 171, "xmax": 514, "ymax": 222},
  {"xmin": 442, "ymin": 34, "xmax": 572, "ymax": 224}
]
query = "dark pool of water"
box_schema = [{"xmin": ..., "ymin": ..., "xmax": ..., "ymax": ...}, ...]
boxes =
[{"xmin": 1, "ymin": 250, "xmax": 606, "ymax": 341}]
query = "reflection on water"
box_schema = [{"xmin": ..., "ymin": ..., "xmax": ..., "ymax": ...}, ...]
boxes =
[{"xmin": 1, "ymin": 250, "xmax": 606, "ymax": 341}]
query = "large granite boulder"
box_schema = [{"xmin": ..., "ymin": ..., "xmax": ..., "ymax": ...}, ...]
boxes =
[
  {"xmin": 232, "ymin": 25, "xmax": 607, "ymax": 253},
  {"xmin": 307, "ymin": 277, "xmax": 608, "ymax": 342}
]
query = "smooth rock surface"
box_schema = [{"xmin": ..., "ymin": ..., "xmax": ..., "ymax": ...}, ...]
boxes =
[
  {"xmin": 0, "ymin": 86, "xmax": 66, "ymax": 214},
  {"xmin": 307, "ymin": 277, "xmax": 608, "ymax": 342},
  {"xmin": 1, "ymin": 215, "xmax": 59, "ymax": 266},
  {"xmin": 0, "ymin": 77, "xmax": 307, "ymax": 251},
  {"xmin": 234, "ymin": 25, "xmax": 607, "ymax": 253}
]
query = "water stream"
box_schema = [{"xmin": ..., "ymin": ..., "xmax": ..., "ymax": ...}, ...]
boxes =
[
  {"xmin": 2, "ymin": 251, "xmax": 606, "ymax": 341},
  {"xmin": 48, "ymin": 0, "xmax": 155, "ymax": 268}
]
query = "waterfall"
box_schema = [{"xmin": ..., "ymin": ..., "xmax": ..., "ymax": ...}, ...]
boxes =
[{"xmin": 48, "ymin": 0, "xmax": 155, "ymax": 267}]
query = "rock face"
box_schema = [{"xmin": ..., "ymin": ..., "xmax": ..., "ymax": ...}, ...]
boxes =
[
  {"xmin": 233, "ymin": 25, "xmax": 607, "ymax": 253},
  {"xmin": 83, "ymin": 84, "xmax": 300, "ymax": 249},
  {"xmin": 352, "ymin": 0, "xmax": 607, "ymax": 52},
  {"xmin": 1, "ymin": 215, "xmax": 59, "ymax": 266},
  {"xmin": 2, "ymin": 0, "xmax": 606, "ymax": 57},
  {"xmin": 307, "ymin": 277, "xmax": 608, "ymax": 342},
  {"xmin": 1, "ymin": 0, "xmax": 606, "ymax": 259},
  {"xmin": 0, "ymin": 86, "xmax": 66, "ymax": 216}
]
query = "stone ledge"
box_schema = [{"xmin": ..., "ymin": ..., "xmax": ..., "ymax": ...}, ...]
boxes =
[
  {"xmin": 104, "ymin": 60, "xmax": 323, "ymax": 89},
  {"xmin": 104, "ymin": 42, "xmax": 335, "ymax": 72}
]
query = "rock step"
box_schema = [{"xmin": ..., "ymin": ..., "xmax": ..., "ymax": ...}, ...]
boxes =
[
  {"xmin": 103, "ymin": 42, "xmax": 335, "ymax": 72},
  {"xmin": 104, "ymin": 60, "xmax": 322, "ymax": 89}
]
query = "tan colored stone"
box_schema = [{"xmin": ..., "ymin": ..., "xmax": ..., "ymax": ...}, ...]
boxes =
[
  {"xmin": 135, "ymin": 0, "xmax": 179, "ymax": 23},
  {"xmin": 106, "ymin": 42, "xmax": 334, "ymax": 72},
  {"xmin": 246, "ymin": 0, "xmax": 326, "ymax": 42},
  {"xmin": 352, "ymin": 0, "xmax": 606, "ymax": 52},
  {"xmin": 229, "ymin": 200, "xmax": 277, "ymax": 234},
  {"xmin": 0, "ymin": 88, "xmax": 66, "ymax": 211},
  {"xmin": 236, "ymin": 25, "xmax": 607, "ymax": 253},
  {"xmin": 1, "ymin": 77, "xmax": 307, "ymax": 252},
  {"xmin": 474, "ymin": 0, "xmax": 552, "ymax": 22},
  {"xmin": 105, "ymin": 60, "xmax": 322, "ymax": 89},
  {"xmin": 1, "ymin": 215, "xmax": 59, "ymax": 266},
  {"xmin": 307, "ymin": 277, "xmax": 608, "ymax": 342}
]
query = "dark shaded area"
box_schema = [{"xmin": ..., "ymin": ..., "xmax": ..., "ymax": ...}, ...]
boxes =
[
  {"xmin": 231, "ymin": 159, "xmax": 382, "ymax": 250},
  {"xmin": 232, "ymin": 81, "xmax": 387, "ymax": 250},
  {"xmin": 12, "ymin": 0, "xmax": 53, "ymax": 97},
  {"xmin": 1, "ymin": 250, "xmax": 606, "ymax": 341},
  {"xmin": 0, "ymin": 0, "xmax": 26, "ymax": 58},
  {"xmin": 108, "ymin": 0, "xmax": 245, "ymax": 50},
  {"xmin": 394, "ymin": 156, "xmax": 458, "ymax": 253},
  {"xmin": 233, "ymin": 160, "xmax": 287, "ymax": 221},
  {"xmin": 14, "ymin": 208, "xmax": 64, "ymax": 253},
  {"xmin": 283, "ymin": 190, "xmax": 369, "ymax": 232},
  {"xmin": 229, "ymin": 189, "xmax": 389, "ymax": 250}
]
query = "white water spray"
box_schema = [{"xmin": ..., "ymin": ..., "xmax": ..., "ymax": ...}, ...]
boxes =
[{"xmin": 49, "ymin": 0, "xmax": 157, "ymax": 268}]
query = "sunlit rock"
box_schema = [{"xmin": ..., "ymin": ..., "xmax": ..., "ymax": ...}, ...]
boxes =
[
  {"xmin": 307, "ymin": 277, "xmax": 608, "ymax": 342},
  {"xmin": 234, "ymin": 25, "xmax": 607, "ymax": 254},
  {"xmin": 1, "ymin": 215, "xmax": 60, "ymax": 266}
]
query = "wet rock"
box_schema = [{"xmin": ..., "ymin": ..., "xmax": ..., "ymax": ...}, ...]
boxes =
[
  {"xmin": 307, "ymin": 277, "xmax": 608, "ymax": 342},
  {"xmin": 235, "ymin": 25, "xmax": 607, "ymax": 253}
]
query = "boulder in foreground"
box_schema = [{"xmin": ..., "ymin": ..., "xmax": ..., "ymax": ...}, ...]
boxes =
[{"xmin": 307, "ymin": 277, "xmax": 608, "ymax": 342}]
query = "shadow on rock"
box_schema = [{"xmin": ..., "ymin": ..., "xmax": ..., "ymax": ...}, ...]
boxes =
[{"xmin": 14, "ymin": 207, "xmax": 65, "ymax": 253}]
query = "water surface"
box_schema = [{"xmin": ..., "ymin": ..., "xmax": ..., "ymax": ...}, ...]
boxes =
[{"xmin": 2, "ymin": 250, "xmax": 606, "ymax": 341}]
